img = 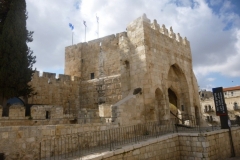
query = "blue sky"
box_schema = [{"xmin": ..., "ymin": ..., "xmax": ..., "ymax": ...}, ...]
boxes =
[{"xmin": 25, "ymin": 0, "xmax": 240, "ymax": 90}]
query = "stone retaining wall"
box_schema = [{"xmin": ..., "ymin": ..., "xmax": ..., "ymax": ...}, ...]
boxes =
[
  {"xmin": 0, "ymin": 124, "xmax": 239, "ymax": 160},
  {"xmin": 0, "ymin": 123, "xmax": 118, "ymax": 160},
  {"xmin": 82, "ymin": 127, "xmax": 240, "ymax": 160}
]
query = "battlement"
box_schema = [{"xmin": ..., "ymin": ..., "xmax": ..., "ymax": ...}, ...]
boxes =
[
  {"xmin": 33, "ymin": 71, "xmax": 80, "ymax": 82},
  {"xmin": 65, "ymin": 32, "xmax": 128, "ymax": 52},
  {"xmin": 127, "ymin": 14, "xmax": 190, "ymax": 47}
]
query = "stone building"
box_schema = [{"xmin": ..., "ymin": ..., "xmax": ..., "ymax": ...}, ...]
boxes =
[
  {"xmin": 200, "ymin": 86, "xmax": 240, "ymax": 125},
  {"xmin": 64, "ymin": 14, "xmax": 200, "ymax": 125},
  {"xmin": 22, "ymin": 14, "xmax": 201, "ymax": 126}
]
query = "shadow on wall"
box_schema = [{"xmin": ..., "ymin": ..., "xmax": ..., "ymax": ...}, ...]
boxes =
[{"xmin": 2, "ymin": 97, "xmax": 25, "ymax": 117}]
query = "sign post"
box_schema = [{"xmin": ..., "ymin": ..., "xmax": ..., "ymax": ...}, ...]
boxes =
[
  {"xmin": 212, "ymin": 87, "xmax": 235, "ymax": 157},
  {"xmin": 212, "ymin": 87, "xmax": 228, "ymax": 129}
]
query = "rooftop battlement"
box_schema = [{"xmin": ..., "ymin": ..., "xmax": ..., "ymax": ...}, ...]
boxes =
[
  {"xmin": 127, "ymin": 14, "xmax": 190, "ymax": 47},
  {"xmin": 65, "ymin": 32, "xmax": 128, "ymax": 52},
  {"xmin": 32, "ymin": 71, "xmax": 80, "ymax": 82}
]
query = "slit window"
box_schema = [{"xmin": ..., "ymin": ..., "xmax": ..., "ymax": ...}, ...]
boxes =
[
  {"xmin": 46, "ymin": 111, "xmax": 50, "ymax": 119},
  {"xmin": 90, "ymin": 73, "xmax": 94, "ymax": 79},
  {"xmin": 181, "ymin": 105, "xmax": 184, "ymax": 111}
]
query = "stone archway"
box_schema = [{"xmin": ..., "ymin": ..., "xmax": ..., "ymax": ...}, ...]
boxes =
[
  {"xmin": 194, "ymin": 106, "xmax": 200, "ymax": 125},
  {"xmin": 168, "ymin": 88, "xmax": 178, "ymax": 118},
  {"xmin": 155, "ymin": 88, "xmax": 165, "ymax": 121},
  {"xmin": 167, "ymin": 64, "xmax": 190, "ymax": 115}
]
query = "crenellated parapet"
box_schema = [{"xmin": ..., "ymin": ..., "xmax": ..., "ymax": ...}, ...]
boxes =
[
  {"xmin": 151, "ymin": 20, "xmax": 190, "ymax": 47},
  {"xmin": 32, "ymin": 71, "xmax": 80, "ymax": 82},
  {"xmin": 29, "ymin": 71, "xmax": 81, "ymax": 112}
]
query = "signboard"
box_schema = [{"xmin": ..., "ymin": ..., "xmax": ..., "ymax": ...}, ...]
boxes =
[{"xmin": 212, "ymin": 87, "xmax": 227, "ymax": 116}]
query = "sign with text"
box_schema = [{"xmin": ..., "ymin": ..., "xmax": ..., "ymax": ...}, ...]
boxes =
[{"xmin": 212, "ymin": 87, "xmax": 227, "ymax": 116}]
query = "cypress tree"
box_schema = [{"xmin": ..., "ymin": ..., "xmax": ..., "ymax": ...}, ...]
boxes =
[
  {"xmin": 0, "ymin": 0, "xmax": 12, "ymax": 35},
  {"xmin": 0, "ymin": 0, "xmax": 36, "ymax": 116}
]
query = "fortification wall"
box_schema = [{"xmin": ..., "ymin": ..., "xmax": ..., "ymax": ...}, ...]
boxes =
[
  {"xmin": 0, "ymin": 105, "xmax": 71, "ymax": 126},
  {"xmin": 0, "ymin": 123, "xmax": 118, "ymax": 160},
  {"xmin": 31, "ymin": 105, "xmax": 63, "ymax": 119},
  {"xmin": 79, "ymin": 75, "xmax": 122, "ymax": 109},
  {"xmin": 28, "ymin": 71, "xmax": 80, "ymax": 113},
  {"xmin": 65, "ymin": 34, "xmax": 124, "ymax": 80},
  {"xmin": 82, "ymin": 128, "xmax": 240, "ymax": 160},
  {"xmin": 8, "ymin": 105, "xmax": 25, "ymax": 119},
  {"xmin": 122, "ymin": 14, "xmax": 200, "ymax": 122}
]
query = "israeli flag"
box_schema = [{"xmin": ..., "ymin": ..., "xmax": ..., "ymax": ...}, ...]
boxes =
[{"xmin": 69, "ymin": 23, "xmax": 74, "ymax": 30}]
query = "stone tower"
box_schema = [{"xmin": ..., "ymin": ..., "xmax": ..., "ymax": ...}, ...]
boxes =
[{"xmin": 64, "ymin": 14, "xmax": 200, "ymax": 125}]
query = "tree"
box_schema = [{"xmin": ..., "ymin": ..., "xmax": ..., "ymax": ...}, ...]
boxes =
[
  {"xmin": 0, "ymin": 0, "xmax": 36, "ymax": 116},
  {"xmin": 0, "ymin": 0, "xmax": 12, "ymax": 34}
]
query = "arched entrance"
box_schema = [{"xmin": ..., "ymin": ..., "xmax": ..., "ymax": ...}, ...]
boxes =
[
  {"xmin": 167, "ymin": 64, "xmax": 190, "ymax": 115},
  {"xmin": 168, "ymin": 88, "xmax": 178, "ymax": 116},
  {"xmin": 194, "ymin": 106, "xmax": 200, "ymax": 125},
  {"xmin": 155, "ymin": 88, "xmax": 165, "ymax": 121}
]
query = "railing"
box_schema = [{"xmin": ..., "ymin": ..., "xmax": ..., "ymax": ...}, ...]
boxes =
[
  {"xmin": 230, "ymin": 120, "xmax": 240, "ymax": 126},
  {"xmin": 39, "ymin": 121, "xmax": 176, "ymax": 159},
  {"xmin": 77, "ymin": 117, "xmax": 115, "ymax": 124},
  {"xmin": 39, "ymin": 120, "xmax": 223, "ymax": 160}
]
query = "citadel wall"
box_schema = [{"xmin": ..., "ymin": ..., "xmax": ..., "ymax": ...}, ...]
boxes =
[
  {"xmin": 28, "ymin": 71, "xmax": 80, "ymax": 114},
  {"xmin": 65, "ymin": 34, "xmax": 123, "ymax": 79},
  {"xmin": 111, "ymin": 14, "xmax": 201, "ymax": 125},
  {"xmin": 8, "ymin": 105, "xmax": 25, "ymax": 119},
  {"xmin": 62, "ymin": 14, "xmax": 201, "ymax": 125},
  {"xmin": 1, "ymin": 125, "xmax": 239, "ymax": 160},
  {"xmin": 79, "ymin": 75, "xmax": 122, "ymax": 109},
  {"xmin": 65, "ymin": 32, "xmax": 134, "ymax": 110},
  {"xmin": 0, "ymin": 123, "xmax": 119, "ymax": 160},
  {"xmin": 141, "ymin": 15, "xmax": 199, "ymax": 120}
]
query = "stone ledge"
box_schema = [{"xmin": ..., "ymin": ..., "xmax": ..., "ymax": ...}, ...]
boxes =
[
  {"xmin": 113, "ymin": 148, "xmax": 124, "ymax": 155},
  {"xmin": 133, "ymin": 143, "xmax": 142, "ymax": 149}
]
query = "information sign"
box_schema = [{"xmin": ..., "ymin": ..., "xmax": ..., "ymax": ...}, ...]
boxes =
[{"xmin": 212, "ymin": 87, "xmax": 227, "ymax": 116}]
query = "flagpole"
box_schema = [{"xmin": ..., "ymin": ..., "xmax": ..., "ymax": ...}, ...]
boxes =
[
  {"xmin": 83, "ymin": 21, "xmax": 87, "ymax": 42},
  {"xmin": 96, "ymin": 16, "xmax": 99, "ymax": 38},
  {"xmin": 69, "ymin": 23, "xmax": 74, "ymax": 45},
  {"xmin": 85, "ymin": 25, "xmax": 86, "ymax": 42}
]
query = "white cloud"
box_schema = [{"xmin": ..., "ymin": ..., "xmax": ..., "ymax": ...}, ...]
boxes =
[
  {"xmin": 207, "ymin": 78, "xmax": 215, "ymax": 82},
  {"xmin": 26, "ymin": 0, "xmax": 240, "ymax": 88}
]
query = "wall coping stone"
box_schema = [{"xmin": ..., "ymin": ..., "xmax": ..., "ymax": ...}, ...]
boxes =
[
  {"xmin": 102, "ymin": 151, "xmax": 114, "ymax": 158},
  {"xmin": 122, "ymin": 145, "xmax": 133, "ymax": 152},
  {"xmin": 133, "ymin": 143, "xmax": 142, "ymax": 149},
  {"xmin": 113, "ymin": 148, "xmax": 124, "ymax": 155}
]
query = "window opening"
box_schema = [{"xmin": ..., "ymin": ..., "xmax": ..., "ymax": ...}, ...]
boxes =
[
  {"xmin": 208, "ymin": 105, "xmax": 211, "ymax": 111},
  {"xmin": 91, "ymin": 73, "xmax": 94, "ymax": 79},
  {"xmin": 181, "ymin": 105, "xmax": 184, "ymax": 111},
  {"xmin": 46, "ymin": 111, "xmax": 50, "ymax": 119}
]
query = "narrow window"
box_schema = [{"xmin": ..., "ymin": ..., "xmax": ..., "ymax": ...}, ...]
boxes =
[
  {"xmin": 81, "ymin": 59, "xmax": 84, "ymax": 63},
  {"xmin": 208, "ymin": 105, "xmax": 211, "ymax": 111},
  {"xmin": 90, "ymin": 73, "xmax": 94, "ymax": 79},
  {"xmin": 207, "ymin": 116, "xmax": 210, "ymax": 121},
  {"xmin": 181, "ymin": 105, "xmax": 184, "ymax": 111},
  {"xmin": 204, "ymin": 105, "xmax": 207, "ymax": 112},
  {"xmin": 210, "ymin": 116, "xmax": 213, "ymax": 122},
  {"xmin": 231, "ymin": 92, "xmax": 234, "ymax": 96},
  {"xmin": 46, "ymin": 111, "xmax": 49, "ymax": 119}
]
